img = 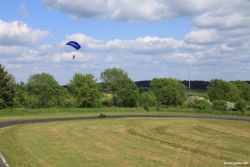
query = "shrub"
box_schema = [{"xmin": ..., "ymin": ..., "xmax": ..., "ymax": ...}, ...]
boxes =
[
  {"xmin": 234, "ymin": 98, "xmax": 247, "ymax": 112},
  {"xmin": 59, "ymin": 89, "xmax": 76, "ymax": 107},
  {"xmin": 69, "ymin": 73, "xmax": 101, "ymax": 107},
  {"xmin": 212, "ymin": 99, "xmax": 246, "ymax": 112},
  {"xmin": 232, "ymin": 81, "xmax": 250, "ymax": 101},
  {"xmin": 224, "ymin": 101, "xmax": 236, "ymax": 111},
  {"xmin": 27, "ymin": 73, "xmax": 63, "ymax": 108},
  {"xmin": 183, "ymin": 96, "xmax": 212, "ymax": 110},
  {"xmin": 100, "ymin": 68, "xmax": 139, "ymax": 107},
  {"xmin": 101, "ymin": 93, "xmax": 114, "ymax": 107},
  {"xmin": 119, "ymin": 79, "xmax": 139, "ymax": 107},
  {"xmin": 208, "ymin": 79, "xmax": 240, "ymax": 102},
  {"xmin": 212, "ymin": 100, "xmax": 227, "ymax": 111},
  {"xmin": 140, "ymin": 91, "xmax": 157, "ymax": 108},
  {"xmin": 150, "ymin": 78, "xmax": 187, "ymax": 106}
]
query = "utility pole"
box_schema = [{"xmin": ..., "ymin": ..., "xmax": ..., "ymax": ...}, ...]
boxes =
[{"xmin": 188, "ymin": 68, "xmax": 191, "ymax": 94}]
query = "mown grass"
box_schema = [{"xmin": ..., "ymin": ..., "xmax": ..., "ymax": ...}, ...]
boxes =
[{"xmin": 0, "ymin": 118, "xmax": 249, "ymax": 167}]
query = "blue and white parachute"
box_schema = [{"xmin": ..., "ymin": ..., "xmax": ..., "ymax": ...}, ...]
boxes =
[
  {"xmin": 66, "ymin": 41, "xmax": 81, "ymax": 50},
  {"xmin": 66, "ymin": 41, "xmax": 81, "ymax": 59}
]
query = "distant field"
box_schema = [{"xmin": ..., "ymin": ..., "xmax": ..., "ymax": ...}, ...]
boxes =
[{"xmin": 0, "ymin": 118, "xmax": 249, "ymax": 167}]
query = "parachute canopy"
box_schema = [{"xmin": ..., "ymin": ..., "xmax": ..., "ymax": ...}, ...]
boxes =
[{"xmin": 66, "ymin": 41, "xmax": 81, "ymax": 50}]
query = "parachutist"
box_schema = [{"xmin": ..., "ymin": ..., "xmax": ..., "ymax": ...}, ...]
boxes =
[{"xmin": 66, "ymin": 41, "xmax": 81, "ymax": 60}]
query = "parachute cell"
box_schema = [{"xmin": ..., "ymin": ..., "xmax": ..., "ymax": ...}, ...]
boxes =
[{"xmin": 66, "ymin": 41, "xmax": 81, "ymax": 50}]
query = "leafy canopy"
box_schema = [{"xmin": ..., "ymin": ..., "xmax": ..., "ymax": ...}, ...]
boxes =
[
  {"xmin": 27, "ymin": 73, "xmax": 63, "ymax": 107},
  {"xmin": 100, "ymin": 68, "xmax": 139, "ymax": 107},
  {"xmin": 68, "ymin": 73, "xmax": 101, "ymax": 107},
  {"xmin": 150, "ymin": 78, "xmax": 187, "ymax": 106},
  {"xmin": 0, "ymin": 64, "xmax": 15, "ymax": 109}
]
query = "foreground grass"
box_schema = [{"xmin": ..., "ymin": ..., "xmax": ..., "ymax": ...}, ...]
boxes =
[{"xmin": 0, "ymin": 118, "xmax": 250, "ymax": 167}]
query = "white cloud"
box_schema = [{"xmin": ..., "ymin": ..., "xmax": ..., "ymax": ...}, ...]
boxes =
[
  {"xmin": 0, "ymin": 20, "xmax": 50, "ymax": 45},
  {"xmin": 64, "ymin": 33, "xmax": 200, "ymax": 54},
  {"xmin": 164, "ymin": 52, "xmax": 200, "ymax": 64},
  {"xmin": 16, "ymin": 55, "xmax": 43, "ymax": 62},
  {"xmin": 185, "ymin": 29, "xmax": 221, "ymax": 44},
  {"xmin": 194, "ymin": 12, "xmax": 250, "ymax": 30},
  {"xmin": 6, "ymin": 63, "xmax": 24, "ymax": 69},
  {"xmin": 220, "ymin": 44, "xmax": 235, "ymax": 53},
  {"xmin": 51, "ymin": 51, "xmax": 92, "ymax": 62},
  {"xmin": 105, "ymin": 56, "xmax": 114, "ymax": 63},
  {"xmin": 0, "ymin": 46, "xmax": 28, "ymax": 58},
  {"xmin": 1, "ymin": 32, "xmax": 249, "ymax": 82},
  {"xmin": 43, "ymin": 0, "xmax": 228, "ymax": 21},
  {"xmin": 1, "ymin": 1, "xmax": 249, "ymax": 83}
]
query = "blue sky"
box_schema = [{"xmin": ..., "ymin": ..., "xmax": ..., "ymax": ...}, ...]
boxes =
[
  {"xmin": 0, "ymin": 1, "xmax": 190, "ymax": 40},
  {"xmin": 0, "ymin": 0, "xmax": 250, "ymax": 84}
]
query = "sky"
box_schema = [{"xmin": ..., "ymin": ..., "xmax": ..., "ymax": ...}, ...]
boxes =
[{"xmin": 0, "ymin": 0, "xmax": 250, "ymax": 84}]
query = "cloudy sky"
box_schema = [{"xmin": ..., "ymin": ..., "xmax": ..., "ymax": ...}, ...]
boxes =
[{"xmin": 0, "ymin": 0, "xmax": 250, "ymax": 84}]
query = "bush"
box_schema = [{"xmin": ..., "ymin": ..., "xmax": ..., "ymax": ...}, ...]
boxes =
[
  {"xmin": 213, "ymin": 100, "xmax": 230, "ymax": 111},
  {"xmin": 119, "ymin": 79, "xmax": 139, "ymax": 107},
  {"xmin": 224, "ymin": 101, "xmax": 236, "ymax": 111},
  {"xmin": 0, "ymin": 99, "xmax": 4, "ymax": 109},
  {"xmin": 150, "ymin": 78, "xmax": 187, "ymax": 106},
  {"xmin": 234, "ymin": 99, "xmax": 247, "ymax": 112},
  {"xmin": 69, "ymin": 73, "xmax": 101, "ymax": 107},
  {"xmin": 140, "ymin": 91, "xmax": 157, "ymax": 108},
  {"xmin": 59, "ymin": 89, "xmax": 76, "ymax": 107},
  {"xmin": 101, "ymin": 93, "xmax": 114, "ymax": 107},
  {"xmin": 183, "ymin": 96, "xmax": 212, "ymax": 110},
  {"xmin": 100, "ymin": 68, "xmax": 139, "ymax": 107},
  {"xmin": 27, "ymin": 73, "xmax": 63, "ymax": 108},
  {"xmin": 212, "ymin": 99, "xmax": 246, "ymax": 112},
  {"xmin": 208, "ymin": 79, "xmax": 240, "ymax": 102},
  {"xmin": 232, "ymin": 81, "xmax": 250, "ymax": 101}
]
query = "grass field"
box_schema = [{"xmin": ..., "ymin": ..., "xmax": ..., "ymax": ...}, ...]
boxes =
[
  {"xmin": 0, "ymin": 118, "xmax": 249, "ymax": 167},
  {"xmin": 1, "ymin": 107, "xmax": 250, "ymax": 122}
]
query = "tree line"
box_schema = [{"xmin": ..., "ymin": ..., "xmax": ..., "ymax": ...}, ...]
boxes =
[
  {"xmin": 136, "ymin": 80, "xmax": 210, "ymax": 91},
  {"xmin": 0, "ymin": 64, "xmax": 250, "ymax": 112}
]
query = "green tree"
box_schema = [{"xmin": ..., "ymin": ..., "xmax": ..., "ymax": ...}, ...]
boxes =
[
  {"xmin": 14, "ymin": 82, "xmax": 30, "ymax": 107},
  {"xmin": 100, "ymin": 68, "xmax": 128, "ymax": 93},
  {"xmin": 100, "ymin": 68, "xmax": 139, "ymax": 107},
  {"xmin": 68, "ymin": 73, "xmax": 101, "ymax": 107},
  {"xmin": 118, "ymin": 79, "xmax": 139, "ymax": 107},
  {"xmin": 0, "ymin": 64, "xmax": 15, "ymax": 109},
  {"xmin": 207, "ymin": 79, "xmax": 240, "ymax": 102},
  {"xmin": 232, "ymin": 81, "xmax": 250, "ymax": 102},
  {"xmin": 140, "ymin": 91, "xmax": 157, "ymax": 108},
  {"xmin": 57, "ymin": 87, "xmax": 76, "ymax": 107},
  {"xmin": 150, "ymin": 78, "xmax": 186, "ymax": 106},
  {"xmin": 27, "ymin": 73, "xmax": 63, "ymax": 107}
]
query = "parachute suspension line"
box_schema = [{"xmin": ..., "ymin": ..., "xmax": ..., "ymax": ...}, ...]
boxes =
[{"xmin": 188, "ymin": 68, "xmax": 191, "ymax": 95}]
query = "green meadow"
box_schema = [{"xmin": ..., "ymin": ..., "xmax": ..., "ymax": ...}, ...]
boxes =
[{"xmin": 0, "ymin": 117, "xmax": 250, "ymax": 167}]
